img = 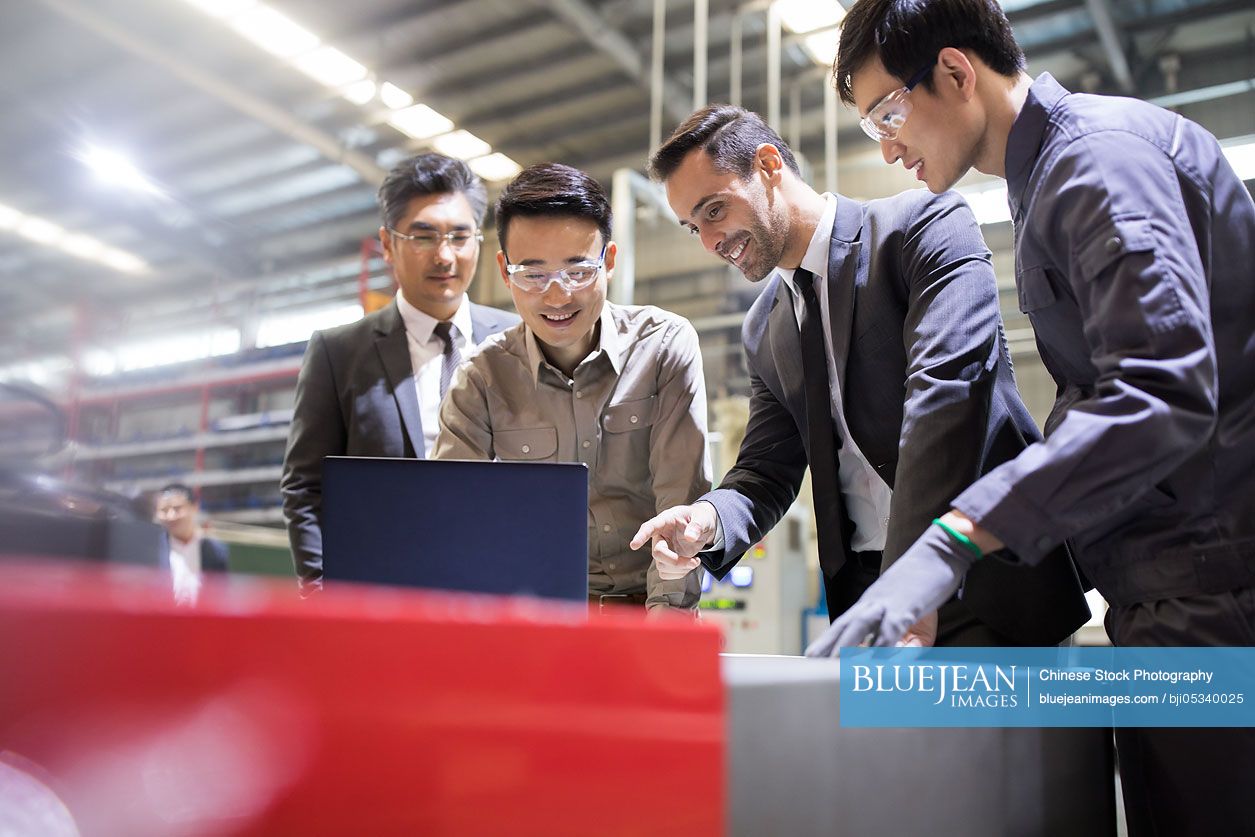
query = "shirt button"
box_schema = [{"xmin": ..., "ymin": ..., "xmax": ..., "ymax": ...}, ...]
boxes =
[
  {"xmin": 607, "ymin": 562, "xmax": 616, "ymax": 570},
  {"xmin": 521, "ymin": 444, "xmax": 530, "ymax": 454},
  {"xmin": 575, "ymin": 391, "xmax": 584, "ymax": 399},
  {"xmin": 629, "ymin": 415, "xmax": 639, "ymax": 424},
  {"xmin": 582, "ymin": 440, "xmax": 591, "ymax": 449},
  {"xmin": 602, "ymin": 524, "xmax": 611, "ymax": 533},
  {"xmin": 1104, "ymin": 236, "xmax": 1122, "ymax": 254}
]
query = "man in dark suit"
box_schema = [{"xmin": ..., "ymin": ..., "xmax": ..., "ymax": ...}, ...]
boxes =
[
  {"xmin": 154, "ymin": 483, "xmax": 228, "ymax": 605},
  {"xmin": 632, "ymin": 105, "xmax": 1087, "ymax": 646},
  {"xmin": 281, "ymin": 153, "xmax": 519, "ymax": 591}
]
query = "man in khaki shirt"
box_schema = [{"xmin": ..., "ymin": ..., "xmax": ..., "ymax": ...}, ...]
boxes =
[{"xmin": 433, "ymin": 163, "xmax": 709, "ymax": 613}]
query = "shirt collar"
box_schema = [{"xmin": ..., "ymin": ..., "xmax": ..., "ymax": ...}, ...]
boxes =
[
  {"xmin": 780, "ymin": 192, "xmax": 838, "ymax": 290},
  {"xmin": 395, "ymin": 290, "xmax": 473, "ymax": 345},
  {"xmin": 523, "ymin": 302, "xmax": 622, "ymax": 385},
  {"xmin": 1005, "ymin": 73, "xmax": 1070, "ymax": 219}
]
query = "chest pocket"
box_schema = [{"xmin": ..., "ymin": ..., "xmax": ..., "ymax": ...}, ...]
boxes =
[
  {"xmin": 1016, "ymin": 264, "xmax": 1057, "ymax": 313},
  {"xmin": 494, "ymin": 427, "xmax": 557, "ymax": 461},
  {"xmin": 603, "ymin": 395, "xmax": 657, "ymax": 434}
]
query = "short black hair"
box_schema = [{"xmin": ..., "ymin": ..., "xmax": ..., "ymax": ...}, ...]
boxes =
[
  {"xmin": 377, "ymin": 152, "xmax": 488, "ymax": 230},
  {"xmin": 158, "ymin": 483, "xmax": 196, "ymax": 502},
  {"xmin": 494, "ymin": 163, "xmax": 612, "ymax": 252},
  {"xmin": 647, "ymin": 105, "xmax": 801, "ymax": 182},
  {"xmin": 835, "ymin": 0, "xmax": 1025, "ymax": 106}
]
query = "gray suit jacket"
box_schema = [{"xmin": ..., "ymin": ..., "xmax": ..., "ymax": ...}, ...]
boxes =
[
  {"xmin": 281, "ymin": 298, "xmax": 519, "ymax": 587},
  {"xmin": 702, "ymin": 190, "xmax": 1089, "ymax": 645}
]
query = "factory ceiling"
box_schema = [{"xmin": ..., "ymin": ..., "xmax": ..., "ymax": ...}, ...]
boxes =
[{"xmin": 1, "ymin": 0, "xmax": 1252, "ymax": 375}]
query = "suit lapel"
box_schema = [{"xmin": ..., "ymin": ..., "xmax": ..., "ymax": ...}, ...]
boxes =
[
  {"xmin": 373, "ymin": 302, "xmax": 424, "ymax": 456},
  {"xmin": 468, "ymin": 302, "xmax": 488, "ymax": 344},
  {"xmin": 826, "ymin": 196, "xmax": 864, "ymax": 403},
  {"xmin": 766, "ymin": 278, "xmax": 807, "ymax": 433}
]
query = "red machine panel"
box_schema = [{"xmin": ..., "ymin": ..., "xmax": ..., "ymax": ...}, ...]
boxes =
[{"xmin": 0, "ymin": 562, "xmax": 724, "ymax": 836}]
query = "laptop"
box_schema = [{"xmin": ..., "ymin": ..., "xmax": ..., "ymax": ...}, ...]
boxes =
[{"xmin": 321, "ymin": 456, "xmax": 588, "ymax": 602}]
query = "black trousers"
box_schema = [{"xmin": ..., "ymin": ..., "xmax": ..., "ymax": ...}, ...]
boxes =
[
  {"xmin": 1105, "ymin": 585, "xmax": 1255, "ymax": 837},
  {"xmin": 824, "ymin": 551, "xmax": 1022, "ymax": 647}
]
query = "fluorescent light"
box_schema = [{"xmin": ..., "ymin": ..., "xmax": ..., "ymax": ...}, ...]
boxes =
[
  {"xmin": 83, "ymin": 350, "xmax": 118, "ymax": 378},
  {"xmin": 292, "ymin": 46, "xmax": 367, "ymax": 87},
  {"xmin": 774, "ymin": 0, "xmax": 845, "ymax": 34},
  {"xmin": 387, "ymin": 104, "xmax": 454, "ymax": 140},
  {"xmin": 99, "ymin": 247, "xmax": 149, "ymax": 275},
  {"xmin": 256, "ymin": 304, "xmax": 363, "ymax": 348},
  {"xmin": 431, "ymin": 130, "xmax": 492, "ymax": 160},
  {"xmin": 341, "ymin": 78, "xmax": 377, "ymax": 105},
  {"xmin": 379, "ymin": 82, "xmax": 413, "ymax": 110},
  {"xmin": 1221, "ymin": 138, "xmax": 1255, "ymax": 182},
  {"xmin": 80, "ymin": 145, "xmax": 163, "ymax": 196},
  {"xmin": 801, "ymin": 27, "xmax": 838, "ymax": 66},
  {"xmin": 180, "ymin": 0, "xmax": 257, "ymax": 19},
  {"xmin": 115, "ymin": 328, "xmax": 241, "ymax": 372},
  {"xmin": 229, "ymin": 4, "xmax": 320, "ymax": 57},
  {"xmin": 58, "ymin": 234, "xmax": 105, "ymax": 260},
  {"xmin": 958, "ymin": 183, "xmax": 1012, "ymax": 226},
  {"xmin": 0, "ymin": 203, "xmax": 24, "ymax": 230},
  {"xmin": 469, "ymin": 152, "xmax": 522, "ymax": 182},
  {"xmin": 16, "ymin": 217, "xmax": 63, "ymax": 245}
]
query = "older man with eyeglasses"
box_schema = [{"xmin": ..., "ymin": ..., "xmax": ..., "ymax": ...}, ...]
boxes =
[
  {"xmin": 432, "ymin": 162, "xmax": 711, "ymax": 615},
  {"xmin": 281, "ymin": 153, "xmax": 519, "ymax": 592}
]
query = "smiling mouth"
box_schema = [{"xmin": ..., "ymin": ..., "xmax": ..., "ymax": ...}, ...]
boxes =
[
  {"xmin": 907, "ymin": 159, "xmax": 924, "ymax": 179},
  {"xmin": 541, "ymin": 310, "xmax": 578, "ymax": 323},
  {"xmin": 720, "ymin": 234, "xmax": 749, "ymax": 265}
]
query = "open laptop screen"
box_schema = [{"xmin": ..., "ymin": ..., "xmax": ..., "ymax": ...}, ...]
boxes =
[{"xmin": 321, "ymin": 456, "xmax": 588, "ymax": 603}]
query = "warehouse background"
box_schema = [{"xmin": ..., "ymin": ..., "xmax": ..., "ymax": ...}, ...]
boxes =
[{"xmin": 1, "ymin": 0, "xmax": 1252, "ymax": 574}]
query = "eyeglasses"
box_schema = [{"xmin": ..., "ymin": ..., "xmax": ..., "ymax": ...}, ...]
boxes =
[
  {"xmin": 388, "ymin": 228, "xmax": 483, "ymax": 251},
  {"xmin": 504, "ymin": 245, "xmax": 607, "ymax": 294},
  {"xmin": 858, "ymin": 60, "xmax": 937, "ymax": 143}
]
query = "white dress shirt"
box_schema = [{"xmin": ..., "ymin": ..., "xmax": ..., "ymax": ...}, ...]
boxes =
[
  {"xmin": 395, "ymin": 290, "xmax": 474, "ymax": 457},
  {"xmin": 776, "ymin": 194, "xmax": 894, "ymax": 553},
  {"xmin": 168, "ymin": 532, "xmax": 204, "ymax": 606}
]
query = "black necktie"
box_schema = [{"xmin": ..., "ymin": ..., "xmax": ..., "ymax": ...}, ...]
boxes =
[
  {"xmin": 432, "ymin": 321, "xmax": 461, "ymax": 398},
  {"xmin": 794, "ymin": 268, "xmax": 846, "ymax": 575}
]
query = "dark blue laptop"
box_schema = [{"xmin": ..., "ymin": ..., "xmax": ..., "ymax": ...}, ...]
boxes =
[{"xmin": 321, "ymin": 457, "xmax": 588, "ymax": 602}]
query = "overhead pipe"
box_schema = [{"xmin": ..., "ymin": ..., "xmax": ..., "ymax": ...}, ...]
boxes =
[
  {"xmin": 610, "ymin": 168, "xmax": 679, "ymax": 306},
  {"xmin": 650, "ymin": 0, "xmax": 667, "ymax": 151},
  {"xmin": 693, "ymin": 0, "xmax": 709, "ymax": 110},
  {"xmin": 767, "ymin": 2, "xmax": 782, "ymax": 130}
]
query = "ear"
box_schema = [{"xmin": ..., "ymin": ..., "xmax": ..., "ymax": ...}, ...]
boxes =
[
  {"xmin": 937, "ymin": 47, "xmax": 977, "ymax": 101},
  {"xmin": 754, "ymin": 143, "xmax": 786, "ymax": 184},
  {"xmin": 603, "ymin": 240, "xmax": 617, "ymax": 281},
  {"xmin": 497, "ymin": 250, "xmax": 511, "ymax": 288},
  {"xmin": 379, "ymin": 226, "xmax": 394, "ymax": 265}
]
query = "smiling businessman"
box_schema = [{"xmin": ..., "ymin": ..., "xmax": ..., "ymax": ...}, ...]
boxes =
[{"xmin": 632, "ymin": 105, "xmax": 1088, "ymax": 647}]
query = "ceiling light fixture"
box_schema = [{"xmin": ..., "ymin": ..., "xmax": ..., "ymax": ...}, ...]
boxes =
[
  {"xmin": 469, "ymin": 153, "xmax": 523, "ymax": 182},
  {"xmin": 774, "ymin": 0, "xmax": 845, "ymax": 34},
  {"xmin": 431, "ymin": 130, "xmax": 492, "ymax": 160},
  {"xmin": 229, "ymin": 4, "xmax": 320, "ymax": 57},
  {"xmin": 387, "ymin": 104, "xmax": 454, "ymax": 140}
]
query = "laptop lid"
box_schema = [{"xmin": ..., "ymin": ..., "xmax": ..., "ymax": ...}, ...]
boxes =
[{"xmin": 321, "ymin": 457, "xmax": 588, "ymax": 602}]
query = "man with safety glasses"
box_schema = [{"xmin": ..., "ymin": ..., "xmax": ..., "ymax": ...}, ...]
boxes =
[
  {"xmin": 282, "ymin": 153, "xmax": 519, "ymax": 592},
  {"xmin": 433, "ymin": 162, "xmax": 710, "ymax": 615},
  {"xmin": 820, "ymin": 1, "xmax": 1255, "ymax": 831}
]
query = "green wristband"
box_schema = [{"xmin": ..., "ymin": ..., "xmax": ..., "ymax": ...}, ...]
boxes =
[{"xmin": 932, "ymin": 518, "xmax": 984, "ymax": 560}]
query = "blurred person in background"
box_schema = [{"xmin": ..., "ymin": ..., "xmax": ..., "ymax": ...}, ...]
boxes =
[{"xmin": 154, "ymin": 482, "xmax": 228, "ymax": 605}]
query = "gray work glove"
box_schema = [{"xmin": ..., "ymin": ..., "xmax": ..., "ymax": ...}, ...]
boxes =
[{"xmin": 804, "ymin": 524, "xmax": 978, "ymax": 656}]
